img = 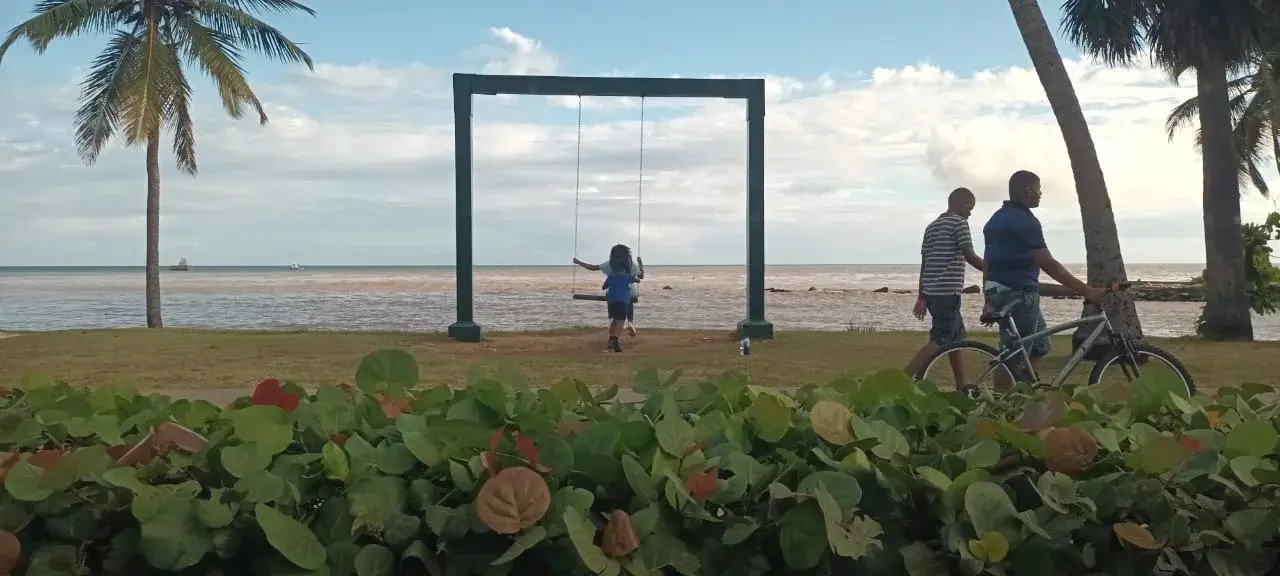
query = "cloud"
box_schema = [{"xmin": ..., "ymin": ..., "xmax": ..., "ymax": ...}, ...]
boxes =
[{"xmin": 0, "ymin": 28, "xmax": 1275, "ymax": 267}]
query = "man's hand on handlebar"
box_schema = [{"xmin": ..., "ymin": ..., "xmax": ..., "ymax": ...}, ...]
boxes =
[{"xmin": 1082, "ymin": 282, "xmax": 1131, "ymax": 303}]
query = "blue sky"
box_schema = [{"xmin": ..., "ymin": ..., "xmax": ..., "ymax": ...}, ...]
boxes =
[{"xmin": 0, "ymin": 1, "xmax": 1273, "ymax": 266}]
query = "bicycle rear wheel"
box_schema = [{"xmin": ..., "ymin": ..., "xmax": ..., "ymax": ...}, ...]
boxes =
[
  {"xmin": 1087, "ymin": 343, "xmax": 1196, "ymax": 397},
  {"xmin": 915, "ymin": 340, "xmax": 1017, "ymax": 393}
]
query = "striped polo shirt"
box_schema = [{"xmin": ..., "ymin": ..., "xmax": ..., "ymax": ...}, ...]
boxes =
[{"xmin": 920, "ymin": 213, "xmax": 973, "ymax": 296}]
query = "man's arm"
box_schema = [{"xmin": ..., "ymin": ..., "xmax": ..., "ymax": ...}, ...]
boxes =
[
  {"xmin": 572, "ymin": 258, "xmax": 601, "ymax": 272},
  {"xmin": 636, "ymin": 258, "xmax": 645, "ymax": 280},
  {"xmin": 1025, "ymin": 221, "xmax": 1095, "ymax": 298},
  {"xmin": 955, "ymin": 221, "xmax": 985, "ymax": 272}
]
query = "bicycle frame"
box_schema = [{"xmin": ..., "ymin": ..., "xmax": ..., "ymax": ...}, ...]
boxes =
[{"xmin": 976, "ymin": 308, "xmax": 1138, "ymax": 388}]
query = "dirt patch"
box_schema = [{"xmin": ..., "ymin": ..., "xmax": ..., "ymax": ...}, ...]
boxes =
[{"xmin": 0, "ymin": 333, "xmax": 17, "ymax": 340}]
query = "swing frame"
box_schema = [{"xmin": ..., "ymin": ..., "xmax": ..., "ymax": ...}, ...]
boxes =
[{"xmin": 448, "ymin": 73, "xmax": 774, "ymax": 342}]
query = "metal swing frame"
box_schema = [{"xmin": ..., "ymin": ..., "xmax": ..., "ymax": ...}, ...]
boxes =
[{"xmin": 447, "ymin": 73, "xmax": 774, "ymax": 342}]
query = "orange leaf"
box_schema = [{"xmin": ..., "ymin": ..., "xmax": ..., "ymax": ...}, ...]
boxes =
[
  {"xmin": 515, "ymin": 432, "xmax": 540, "ymax": 467},
  {"xmin": 114, "ymin": 429, "xmax": 158, "ymax": 467},
  {"xmin": 1206, "ymin": 410, "xmax": 1222, "ymax": 430},
  {"xmin": 475, "ymin": 466, "xmax": 551, "ymax": 534},
  {"xmin": 330, "ymin": 433, "xmax": 349, "ymax": 448},
  {"xmin": 252, "ymin": 379, "xmax": 300, "ymax": 413},
  {"xmin": 685, "ymin": 468, "xmax": 719, "ymax": 501},
  {"xmin": 1114, "ymin": 522, "xmax": 1162, "ymax": 550},
  {"xmin": 377, "ymin": 394, "xmax": 412, "ymax": 419},
  {"xmin": 974, "ymin": 419, "xmax": 999, "ymax": 439},
  {"xmin": 153, "ymin": 421, "xmax": 208, "ymax": 454},
  {"xmin": 0, "ymin": 530, "xmax": 19, "ymax": 576},
  {"xmin": 31, "ymin": 450, "xmax": 64, "ymax": 470},
  {"xmin": 1179, "ymin": 435, "xmax": 1203, "ymax": 453},
  {"xmin": 338, "ymin": 382, "xmax": 357, "ymax": 399},
  {"xmin": 1044, "ymin": 427, "xmax": 1098, "ymax": 477},
  {"xmin": 601, "ymin": 510, "xmax": 640, "ymax": 557},
  {"xmin": 105, "ymin": 446, "xmax": 130, "ymax": 461},
  {"xmin": 490, "ymin": 428, "xmax": 506, "ymax": 453}
]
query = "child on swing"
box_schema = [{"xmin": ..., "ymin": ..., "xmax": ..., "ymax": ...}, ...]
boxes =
[{"xmin": 573, "ymin": 244, "xmax": 644, "ymax": 350}]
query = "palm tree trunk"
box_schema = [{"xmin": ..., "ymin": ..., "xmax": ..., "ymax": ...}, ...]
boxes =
[
  {"xmin": 145, "ymin": 135, "xmax": 163, "ymax": 328},
  {"xmin": 1007, "ymin": 0, "xmax": 1142, "ymax": 342},
  {"xmin": 1197, "ymin": 59, "xmax": 1253, "ymax": 340}
]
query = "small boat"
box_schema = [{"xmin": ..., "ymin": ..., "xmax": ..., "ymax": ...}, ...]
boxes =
[
  {"xmin": 169, "ymin": 257, "xmax": 190, "ymax": 271},
  {"xmin": 289, "ymin": 263, "xmax": 304, "ymax": 271}
]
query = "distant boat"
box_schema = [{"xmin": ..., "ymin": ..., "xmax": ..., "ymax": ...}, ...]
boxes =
[
  {"xmin": 169, "ymin": 257, "xmax": 190, "ymax": 271},
  {"xmin": 289, "ymin": 263, "xmax": 304, "ymax": 271}
]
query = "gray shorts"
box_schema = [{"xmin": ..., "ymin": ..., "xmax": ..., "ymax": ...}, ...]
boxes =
[
  {"xmin": 986, "ymin": 287, "xmax": 1049, "ymax": 358},
  {"xmin": 924, "ymin": 294, "xmax": 966, "ymax": 345}
]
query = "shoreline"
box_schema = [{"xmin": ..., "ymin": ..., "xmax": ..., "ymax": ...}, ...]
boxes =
[{"xmin": 762, "ymin": 280, "xmax": 1205, "ymax": 302}]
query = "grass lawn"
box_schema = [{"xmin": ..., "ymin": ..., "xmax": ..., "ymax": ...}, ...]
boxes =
[{"xmin": 0, "ymin": 328, "xmax": 1274, "ymax": 392}]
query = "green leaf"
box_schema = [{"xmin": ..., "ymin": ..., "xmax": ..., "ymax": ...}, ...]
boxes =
[
  {"xmin": 1133, "ymin": 436, "xmax": 1186, "ymax": 474},
  {"xmin": 229, "ymin": 406, "xmax": 295, "ymax": 455},
  {"xmin": 901, "ymin": 541, "xmax": 949, "ymax": 576},
  {"xmin": 1225, "ymin": 508, "xmax": 1278, "ymax": 549},
  {"xmin": 957, "ymin": 439, "xmax": 1001, "ymax": 470},
  {"xmin": 195, "ymin": 499, "xmax": 234, "ymax": 529},
  {"xmin": 322, "ymin": 442, "xmax": 350, "ymax": 481},
  {"xmin": 491, "ymin": 525, "xmax": 547, "ymax": 565},
  {"xmin": 779, "ymin": 501, "xmax": 827, "ymax": 570},
  {"xmin": 968, "ymin": 531, "xmax": 1009, "ymax": 563},
  {"xmin": 622, "ymin": 455, "xmax": 658, "ymax": 504},
  {"xmin": 867, "ymin": 420, "xmax": 909, "ymax": 460},
  {"xmin": 722, "ymin": 518, "xmax": 758, "ymax": 546},
  {"xmin": 355, "ymin": 543, "xmax": 396, "ymax": 576},
  {"xmin": 220, "ymin": 442, "xmax": 274, "ymax": 478},
  {"xmin": 139, "ymin": 500, "xmax": 211, "ymax": 571},
  {"xmin": 915, "ymin": 466, "xmax": 951, "ymax": 490},
  {"xmin": 401, "ymin": 430, "xmax": 444, "ymax": 467},
  {"xmin": 1032, "ymin": 472, "xmax": 1078, "ymax": 514},
  {"xmin": 255, "ymin": 503, "xmax": 327, "ymax": 570},
  {"xmin": 375, "ymin": 442, "xmax": 416, "ymax": 476},
  {"xmin": 797, "ymin": 471, "xmax": 862, "ymax": 513},
  {"xmin": 747, "ymin": 394, "xmax": 792, "ymax": 443},
  {"xmin": 1225, "ymin": 420, "xmax": 1278, "ymax": 457},
  {"xmin": 654, "ymin": 416, "xmax": 696, "ymax": 457},
  {"xmin": 963, "ymin": 482, "xmax": 1017, "ymax": 535},
  {"xmin": 5, "ymin": 460, "xmax": 53, "ymax": 502},
  {"xmin": 1229, "ymin": 455, "xmax": 1278, "ymax": 487},
  {"xmin": 355, "ymin": 349, "xmax": 420, "ymax": 393},
  {"xmin": 564, "ymin": 506, "xmax": 617, "ymax": 574}
]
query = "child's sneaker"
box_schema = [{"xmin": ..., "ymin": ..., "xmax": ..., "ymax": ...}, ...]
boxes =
[
  {"xmin": 625, "ymin": 322, "xmax": 637, "ymax": 337},
  {"xmin": 608, "ymin": 337, "xmax": 621, "ymax": 352}
]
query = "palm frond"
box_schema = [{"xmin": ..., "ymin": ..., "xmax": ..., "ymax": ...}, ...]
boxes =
[
  {"xmin": 196, "ymin": 0, "xmax": 313, "ymax": 70},
  {"xmin": 163, "ymin": 40, "xmax": 197, "ymax": 175},
  {"xmin": 173, "ymin": 12, "xmax": 266, "ymax": 123},
  {"xmin": 217, "ymin": 0, "xmax": 315, "ymax": 16},
  {"xmin": 1165, "ymin": 95, "xmax": 1200, "ymax": 140},
  {"xmin": 0, "ymin": 0, "xmax": 131, "ymax": 64},
  {"xmin": 118, "ymin": 16, "xmax": 185, "ymax": 145},
  {"xmin": 1058, "ymin": 0, "xmax": 1153, "ymax": 66},
  {"xmin": 73, "ymin": 28, "xmax": 142, "ymax": 164}
]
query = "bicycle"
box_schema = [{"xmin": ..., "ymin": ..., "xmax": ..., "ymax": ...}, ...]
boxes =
[{"xmin": 913, "ymin": 283, "xmax": 1196, "ymax": 397}]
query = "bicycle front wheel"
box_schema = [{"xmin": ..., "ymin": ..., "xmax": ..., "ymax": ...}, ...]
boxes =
[
  {"xmin": 1087, "ymin": 343, "xmax": 1196, "ymax": 397},
  {"xmin": 915, "ymin": 340, "xmax": 1017, "ymax": 393}
]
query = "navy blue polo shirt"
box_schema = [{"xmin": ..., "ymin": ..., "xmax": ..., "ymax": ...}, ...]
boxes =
[{"xmin": 982, "ymin": 200, "xmax": 1046, "ymax": 291}]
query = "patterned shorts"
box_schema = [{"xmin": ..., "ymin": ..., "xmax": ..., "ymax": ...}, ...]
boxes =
[
  {"xmin": 985, "ymin": 287, "xmax": 1050, "ymax": 358},
  {"xmin": 924, "ymin": 294, "xmax": 966, "ymax": 345}
]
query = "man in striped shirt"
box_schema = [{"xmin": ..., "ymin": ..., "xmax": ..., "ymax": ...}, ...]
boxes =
[{"xmin": 905, "ymin": 187, "xmax": 986, "ymax": 384}]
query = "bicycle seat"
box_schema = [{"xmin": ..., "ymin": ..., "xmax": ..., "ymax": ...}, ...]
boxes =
[{"xmin": 979, "ymin": 310, "xmax": 1008, "ymax": 324}]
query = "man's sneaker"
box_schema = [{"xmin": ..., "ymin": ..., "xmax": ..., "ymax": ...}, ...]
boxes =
[
  {"xmin": 626, "ymin": 322, "xmax": 637, "ymax": 337},
  {"xmin": 608, "ymin": 337, "xmax": 621, "ymax": 352}
]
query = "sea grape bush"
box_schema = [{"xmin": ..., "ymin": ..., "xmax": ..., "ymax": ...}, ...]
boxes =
[{"xmin": 0, "ymin": 349, "xmax": 1278, "ymax": 575}]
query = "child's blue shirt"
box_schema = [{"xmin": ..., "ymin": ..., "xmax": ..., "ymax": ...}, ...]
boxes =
[{"xmin": 603, "ymin": 274, "xmax": 638, "ymax": 303}]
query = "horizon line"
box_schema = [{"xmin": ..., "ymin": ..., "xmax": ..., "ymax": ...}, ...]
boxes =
[{"xmin": 0, "ymin": 263, "xmax": 1209, "ymax": 268}]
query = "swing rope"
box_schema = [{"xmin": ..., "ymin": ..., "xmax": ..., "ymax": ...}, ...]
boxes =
[
  {"xmin": 571, "ymin": 95, "xmax": 584, "ymax": 296},
  {"xmin": 569, "ymin": 95, "xmax": 647, "ymax": 299}
]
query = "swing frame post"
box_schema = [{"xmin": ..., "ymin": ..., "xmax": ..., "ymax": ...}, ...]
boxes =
[{"xmin": 450, "ymin": 73, "xmax": 774, "ymax": 342}]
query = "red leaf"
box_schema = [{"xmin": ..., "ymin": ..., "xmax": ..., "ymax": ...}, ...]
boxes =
[
  {"xmin": 377, "ymin": 394, "xmax": 412, "ymax": 419},
  {"xmin": 31, "ymin": 450, "xmax": 64, "ymax": 470},
  {"xmin": 515, "ymin": 432, "xmax": 540, "ymax": 467},
  {"xmin": 338, "ymin": 382, "xmax": 357, "ymax": 399},
  {"xmin": 105, "ymin": 445, "xmax": 130, "ymax": 461},
  {"xmin": 0, "ymin": 529, "xmax": 19, "ymax": 576},
  {"xmin": 490, "ymin": 428, "xmax": 506, "ymax": 453},
  {"xmin": 685, "ymin": 468, "xmax": 719, "ymax": 501},
  {"xmin": 114, "ymin": 430, "xmax": 158, "ymax": 467},
  {"xmin": 153, "ymin": 422, "xmax": 207, "ymax": 454},
  {"xmin": 331, "ymin": 433, "xmax": 349, "ymax": 448},
  {"xmin": 1180, "ymin": 435, "xmax": 1203, "ymax": 453},
  {"xmin": 252, "ymin": 378, "xmax": 300, "ymax": 413}
]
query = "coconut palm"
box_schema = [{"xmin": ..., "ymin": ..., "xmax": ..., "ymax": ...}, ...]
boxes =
[
  {"xmin": 1165, "ymin": 47, "xmax": 1280, "ymax": 197},
  {"xmin": 1006, "ymin": 0, "xmax": 1144, "ymax": 344},
  {"xmin": 0, "ymin": 0, "xmax": 315, "ymax": 328},
  {"xmin": 1060, "ymin": 0, "xmax": 1277, "ymax": 341}
]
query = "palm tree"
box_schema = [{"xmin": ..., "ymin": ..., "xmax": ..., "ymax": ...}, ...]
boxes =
[
  {"xmin": 1060, "ymin": 0, "xmax": 1276, "ymax": 341},
  {"xmin": 1006, "ymin": 0, "xmax": 1144, "ymax": 344},
  {"xmin": 0, "ymin": 0, "xmax": 314, "ymax": 328},
  {"xmin": 1166, "ymin": 47, "xmax": 1279, "ymax": 196}
]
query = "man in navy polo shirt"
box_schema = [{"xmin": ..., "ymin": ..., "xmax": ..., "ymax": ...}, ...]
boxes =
[{"xmin": 983, "ymin": 170, "xmax": 1104, "ymax": 387}]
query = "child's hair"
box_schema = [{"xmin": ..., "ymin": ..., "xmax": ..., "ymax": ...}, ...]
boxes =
[{"xmin": 608, "ymin": 244, "xmax": 633, "ymax": 276}]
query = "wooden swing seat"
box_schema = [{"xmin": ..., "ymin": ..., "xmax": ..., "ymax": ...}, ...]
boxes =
[{"xmin": 572, "ymin": 293, "xmax": 640, "ymax": 303}]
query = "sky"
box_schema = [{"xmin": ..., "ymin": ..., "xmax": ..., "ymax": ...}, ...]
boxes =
[{"xmin": 0, "ymin": 1, "xmax": 1276, "ymax": 266}]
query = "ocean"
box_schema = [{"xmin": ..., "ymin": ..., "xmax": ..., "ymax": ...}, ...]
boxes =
[{"xmin": 2, "ymin": 264, "xmax": 1277, "ymax": 340}]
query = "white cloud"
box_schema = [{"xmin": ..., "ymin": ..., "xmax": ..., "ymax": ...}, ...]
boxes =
[{"xmin": 0, "ymin": 28, "xmax": 1275, "ymax": 267}]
